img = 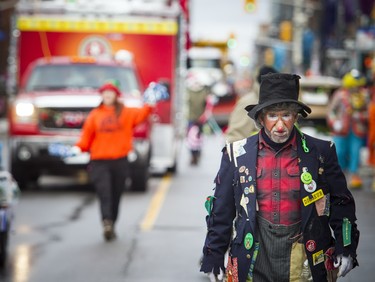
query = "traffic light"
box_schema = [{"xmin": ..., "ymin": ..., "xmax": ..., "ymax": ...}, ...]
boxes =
[
  {"xmin": 244, "ymin": 0, "xmax": 256, "ymax": 13},
  {"xmin": 227, "ymin": 33, "xmax": 237, "ymax": 49}
]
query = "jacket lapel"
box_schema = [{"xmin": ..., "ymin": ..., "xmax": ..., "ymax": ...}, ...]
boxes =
[
  {"xmin": 297, "ymin": 133, "xmax": 319, "ymax": 231},
  {"xmin": 234, "ymin": 135, "xmax": 258, "ymax": 220}
]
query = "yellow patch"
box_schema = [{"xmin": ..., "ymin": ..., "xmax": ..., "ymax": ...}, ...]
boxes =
[
  {"xmin": 312, "ymin": 250, "xmax": 324, "ymax": 266},
  {"xmin": 302, "ymin": 189, "xmax": 324, "ymax": 206}
]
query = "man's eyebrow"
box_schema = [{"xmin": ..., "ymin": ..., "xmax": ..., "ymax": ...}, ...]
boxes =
[{"xmin": 267, "ymin": 111, "xmax": 290, "ymax": 114}]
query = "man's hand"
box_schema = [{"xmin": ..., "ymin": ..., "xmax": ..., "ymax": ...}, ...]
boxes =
[
  {"xmin": 334, "ymin": 254, "xmax": 353, "ymax": 277},
  {"xmin": 207, "ymin": 268, "xmax": 224, "ymax": 282}
]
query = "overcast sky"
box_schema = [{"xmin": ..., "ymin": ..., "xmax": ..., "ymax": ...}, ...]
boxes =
[{"xmin": 190, "ymin": 0, "xmax": 272, "ymax": 67}]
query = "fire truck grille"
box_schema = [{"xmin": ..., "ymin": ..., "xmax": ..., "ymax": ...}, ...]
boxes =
[{"xmin": 39, "ymin": 108, "xmax": 91, "ymax": 130}]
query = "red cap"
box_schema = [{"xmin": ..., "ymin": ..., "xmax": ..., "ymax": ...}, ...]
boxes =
[{"xmin": 98, "ymin": 83, "xmax": 121, "ymax": 97}]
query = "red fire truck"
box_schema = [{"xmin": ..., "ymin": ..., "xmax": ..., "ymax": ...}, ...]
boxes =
[{"xmin": 7, "ymin": 0, "xmax": 189, "ymax": 190}]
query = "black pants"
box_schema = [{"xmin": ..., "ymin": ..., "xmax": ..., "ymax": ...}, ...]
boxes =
[{"xmin": 88, "ymin": 157, "xmax": 128, "ymax": 224}]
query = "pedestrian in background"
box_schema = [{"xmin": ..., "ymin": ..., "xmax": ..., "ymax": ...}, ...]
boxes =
[
  {"xmin": 201, "ymin": 73, "xmax": 359, "ymax": 282},
  {"xmin": 186, "ymin": 73, "xmax": 215, "ymax": 165},
  {"xmin": 326, "ymin": 69, "xmax": 369, "ymax": 189},
  {"xmin": 72, "ymin": 80, "xmax": 166, "ymax": 241},
  {"xmin": 225, "ymin": 65, "xmax": 277, "ymax": 143}
]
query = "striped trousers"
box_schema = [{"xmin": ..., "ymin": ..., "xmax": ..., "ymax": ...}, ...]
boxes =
[{"xmin": 250, "ymin": 216, "xmax": 311, "ymax": 282}]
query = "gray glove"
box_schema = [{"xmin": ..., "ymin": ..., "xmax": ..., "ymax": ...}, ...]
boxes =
[{"xmin": 334, "ymin": 254, "xmax": 353, "ymax": 277}]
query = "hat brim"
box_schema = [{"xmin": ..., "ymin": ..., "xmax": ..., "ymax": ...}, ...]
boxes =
[
  {"xmin": 245, "ymin": 99, "xmax": 312, "ymax": 120},
  {"xmin": 98, "ymin": 83, "xmax": 121, "ymax": 97}
]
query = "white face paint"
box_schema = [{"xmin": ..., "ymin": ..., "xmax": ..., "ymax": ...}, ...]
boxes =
[{"xmin": 261, "ymin": 110, "xmax": 297, "ymax": 143}]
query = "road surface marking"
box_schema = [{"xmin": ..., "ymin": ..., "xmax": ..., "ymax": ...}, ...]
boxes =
[{"xmin": 140, "ymin": 174, "xmax": 171, "ymax": 231}]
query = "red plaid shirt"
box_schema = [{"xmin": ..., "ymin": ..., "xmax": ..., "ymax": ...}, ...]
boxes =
[{"xmin": 256, "ymin": 130, "xmax": 301, "ymax": 225}]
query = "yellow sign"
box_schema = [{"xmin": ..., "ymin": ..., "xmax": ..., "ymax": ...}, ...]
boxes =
[
  {"xmin": 280, "ymin": 20, "xmax": 292, "ymax": 41},
  {"xmin": 302, "ymin": 189, "xmax": 324, "ymax": 206},
  {"xmin": 17, "ymin": 16, "xmax": 178, "ymax": 35}
]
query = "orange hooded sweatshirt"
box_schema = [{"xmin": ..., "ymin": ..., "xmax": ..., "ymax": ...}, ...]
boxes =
[{"xmin": 76, "ymin": 104, "xmax": 152, "ymax": 160}]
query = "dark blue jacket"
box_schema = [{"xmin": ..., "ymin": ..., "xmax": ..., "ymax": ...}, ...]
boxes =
[{"xmin": 200, "ymin": 130, "xmax": 359, "ymax": 282}]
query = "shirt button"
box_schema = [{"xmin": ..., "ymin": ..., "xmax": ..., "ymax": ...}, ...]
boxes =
[{"xmin": 246, "ymin": 254, "xmax": 251, "ymax": 259}]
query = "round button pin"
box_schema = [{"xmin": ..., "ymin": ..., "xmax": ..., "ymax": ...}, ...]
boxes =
[
  {"xmin": 304, "ymin": 180, "xmax": 317, "ymax": 193},
  {"xmin": 306, "ymin": 240, "xmax": 316, "ymax": 252},
  {"xmin": 301, "ymin": 171, "xmax": 312, "ymax": 184},
  {"xmin": 244, "ymin": 233, "xmax": 254, "ymax": 250}
]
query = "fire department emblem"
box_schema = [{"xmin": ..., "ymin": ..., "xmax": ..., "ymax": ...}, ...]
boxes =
[{"xmin": 78, "ymin": 36, "xmax": 112, "ymax": 57}]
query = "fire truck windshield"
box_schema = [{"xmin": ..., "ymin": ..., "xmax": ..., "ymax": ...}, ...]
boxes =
[{"xmin": 25, "ymin": 64, "xmax": 140, "ymax": 94}]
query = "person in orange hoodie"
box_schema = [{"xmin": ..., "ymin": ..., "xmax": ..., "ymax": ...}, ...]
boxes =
[{"xmin": 72, "ymin": 80, "xmax": 167, "ymax": 241}]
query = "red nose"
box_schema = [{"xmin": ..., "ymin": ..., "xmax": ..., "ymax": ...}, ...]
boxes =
[{"xmin": 276, "ymin": 123, "xmax": 284, "ymax": 132}]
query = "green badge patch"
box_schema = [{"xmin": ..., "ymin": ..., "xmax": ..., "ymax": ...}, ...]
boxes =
[
  {"xmin": 343, "ymin": 217, "xmax": 352, "ymax": 247},
  {"xmin": 205, "ymin": 196, "xmax": 215, "ymax": 216},
  {"xmin": 244, "ymin": 233, "xmax": 254, "ymax": 250}
]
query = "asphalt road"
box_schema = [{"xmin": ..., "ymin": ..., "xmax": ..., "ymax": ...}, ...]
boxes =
[{"xmin": 0, "ymin": 132, "xmax": 374, "ymax": 282}]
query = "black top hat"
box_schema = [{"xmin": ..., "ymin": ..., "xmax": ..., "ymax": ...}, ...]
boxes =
[
  {"xmin": 256, "ymin": 65, "xmax": 278, "ymax": 83},
  {"xmin": 245, "ymin": 73, "xmax": 311, "ymax": 120}
]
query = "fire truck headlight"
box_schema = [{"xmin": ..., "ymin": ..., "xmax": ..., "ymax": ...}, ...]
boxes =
[
  {"xmin": 15, "ymin": 102, "xmax": 35, "ymax": 117},
  {"xmin": 18, "ymin": 145, "xmax": 32, "ymax": 161}
]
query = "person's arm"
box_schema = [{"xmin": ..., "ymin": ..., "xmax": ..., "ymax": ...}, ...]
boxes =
[
  {"xmin": 324, "ymin": 142, "xmax": 360, "ymax": 271},
  {"xmin": 75, "ymin": 111, "xmax": 96, "ymax": 152},
  {"xmin": 198, "ymin": 93, "xmax": 217, "ymax": 124},
  {"xmin": 132, "ymin": 105, "xmax": 153, "ymax": 126},
  {"xmin": 131, "ymin": 81, "xmax": 170, "ymax": 126},
  {"xmin": 200, "ymin": 147, "xmax": 236, "ymax": 276},
  {"xmin": 326, "ymin": 90, "xmax": 343, "ymax": 132}
]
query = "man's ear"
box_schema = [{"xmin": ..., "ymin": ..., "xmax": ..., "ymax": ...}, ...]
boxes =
[{"xmin": 258, "ymin": 116, "xmax": 264, "ymax": 127}]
